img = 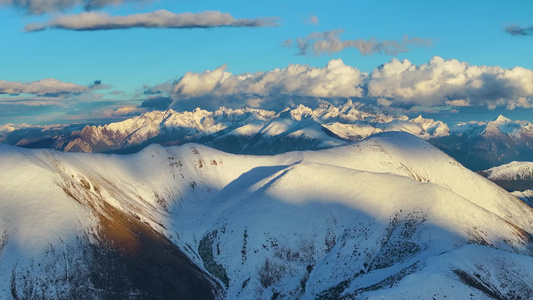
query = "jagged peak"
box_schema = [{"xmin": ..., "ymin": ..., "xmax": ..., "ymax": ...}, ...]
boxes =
[
  {"xmin": 483, "ymin": 114, "xmax": 522, "ymax": 135},
  {"xmin": 493, "ymin": 114, "xmax": 512, "ymax": 124},
  {"xmin": 0, "ymin": 123, "xmax": 17, "ymax": 133},
  {"xmin": 214, "ymin": 106, "xmax": 274, "ymax": 117},
  {"xmin": 289, "ymin": 104, "xmax": 314, "ymax": 121},
  {"xmin": 409, "ymin": 115, "xmax": 442, "ymax": 124},
  {"xmin": 341, "ymin": 98, "xmax": 354, "ymax": 107},
  {"xmin": 413, "ymin": 115, "xmax": 425, "ymax": 121}
]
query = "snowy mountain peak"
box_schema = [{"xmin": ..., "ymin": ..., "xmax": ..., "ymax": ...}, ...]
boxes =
[
  {"xmin": 340, "ymin": 98, "xmax": 354, "ymax": 107},
  {"xmin": 494, "ymin": 114, "xmax": 512, "ymax": 124},
  {"xmin": 484, "ymin": 115, "xmax": 522, "ymax": 136},
  {"xmin": 413, "ymin": 115, "xmax": 424, "ymax": 122},
  {"xmin": 288, "ymin": 104, "xmax": 314, "ymax": 121},
  {"xmin": 409, "ymin": 115, "xmax": 450, "ymax": 137}
]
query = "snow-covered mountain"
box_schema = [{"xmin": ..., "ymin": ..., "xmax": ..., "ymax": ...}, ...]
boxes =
[
  {"xmin": 2, "ymin": 132, "xmax": 533, "ymax": 299},
  {"xmin": 0, "ymin": 124, "xmax": 15, "ymax": 141},
  {"xmin": 0, "ymin": 123, "xmax": 86, "ymax": 148},
  {"xmin": 479, "ymin": 161, "xmax": 533, "ymax": 205},
  {"xmin": 6, "ymin": 110, "xmax": 533, "ymax": 174},
  {"xmin": 1, "ymin": 101, "xmax": 449, "ymax": 155},
  {"xmin": 481, "ymin": 161, "xmax": 533, "ymax": 182},
  {"xmin": 431, "ymin": 115, "xmax": 533, "ymax": 171}
]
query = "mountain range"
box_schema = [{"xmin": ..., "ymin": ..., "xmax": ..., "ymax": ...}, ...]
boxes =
[
  {"xmin": 2, "ymin": 132, "xmax": 533, "ymax": 299},
  {"xmin": 0, "ymin": 101, "xmax": 449, "ymax": 155},
  {"xmin": 3, "ymin": 103, "xmax": 533, "ymax": 173}
]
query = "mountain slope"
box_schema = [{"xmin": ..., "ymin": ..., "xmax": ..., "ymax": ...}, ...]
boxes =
[
  {"xmin": 0, "ymin": 144, "xmax": 223, "ymax": 299},
  {"xmin": 1, "ymin": 132, "xmax": 533, "ymax": 299}
]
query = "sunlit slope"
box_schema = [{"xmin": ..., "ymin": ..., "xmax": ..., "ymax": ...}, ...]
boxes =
[{"xmin": 0, "ymin": 144, "xmax": 223, "ymax": 299}]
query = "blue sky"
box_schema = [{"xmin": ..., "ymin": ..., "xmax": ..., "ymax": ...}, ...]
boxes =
[{"xmin": 1, "ymin": 0, "xmax": 532, "ymax": 125}]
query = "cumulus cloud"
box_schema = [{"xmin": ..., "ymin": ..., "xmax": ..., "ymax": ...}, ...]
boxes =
[
  {"xmin": 505, "ymin": 97, "xmax": 533, "ymax": 110},
  {"xmin": 143, "ymin": 57, "xmax": 533, "ymax": 112},
  {"xmin": 169, "ymin": 59, "xmax": 365, "ymax": 111},
  {"xmin": 367, "ymin": 56, "xmax": 533, "ymax": 109},
  {"xmin": 101, "ymin": 105, "xmax": 145, "ymax": 118},
  {"xmin": 0, "ymin": 0, "xmax": 148, "ymax": 15},
  {"xmin": 0, "ymin": 78, "xmax": 88, "ymax": 96},
  {"xmin": 376, "ymin": 98, "xmax": 392, "ymax": 107},
  {"xmin": 505, "ymin": 24, "xmax": 533, "ymax": 36},
  {"xmin": 286, "ymin": 29, "xmax": 432, "ymax": 56},
  {"xmin": 25, "ymin": 10, "xmax": 279, "ymax": 32},
  {"xmin": 444, "ymin": 99, "xmax": 470, "ymax": 107},
  {"xmin": 142, "ymin": 80, "xmax": 174, "ymax": 96}
]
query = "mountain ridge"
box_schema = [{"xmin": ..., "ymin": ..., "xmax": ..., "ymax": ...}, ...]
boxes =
[{"xmin": 5, "ymin": 106, "xmax": 533, "ymax": 174}]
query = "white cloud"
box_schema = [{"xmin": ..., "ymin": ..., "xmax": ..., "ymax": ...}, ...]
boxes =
[
  {"xmin": 367, "ymin": 56, "xmax": 533, "ymax": 109},
  {"xmin": 444, "ymin": 99, "xmax": 470, "ymax": 107},
  {"xmin": 169, "ymin": 59, "xmax": 365, "ymax": 110},
  {"xmin": 173, "ymin": 65, "xmax": 231, "ymax": 98},
  {"xmin": 376, "ymin": 98, "xmax": 392, "ymax": 107},
  {"xmin": 0, "ymin": 78, "xmax": 88, "ymax": 96},
  {"xmin": 0, "ymin": 0, "xmax": 148, "ymax": 15},
  {"xmin": 504, "ymin": 97, "xmax": 532, "ymax": 110},
  {"xmin": 25, "ymin": 10, "xmax": 279, "ymax": 32},
  {"xmin": 505, "ymin": 24, "xmax": 533, "ymax": 36},
  {"xmin": 101, "ymin": 105, "xmax": 145, "ymax": 117},
  {"xmin": 306, "ymin": 15, "xmax": 319, "ymax": 25},
  {"xmin": 286, "ymin": 29, "xmax": 432, "ymax": 56}
]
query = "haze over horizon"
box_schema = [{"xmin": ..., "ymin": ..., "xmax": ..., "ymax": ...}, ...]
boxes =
[{"xmin": 1, "ymin": 0, "xmax": 532, "ymax": 125}]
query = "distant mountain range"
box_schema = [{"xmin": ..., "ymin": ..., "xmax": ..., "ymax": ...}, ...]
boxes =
[
  {"xmin": 431, "ymin": 115, "xmax": 533, "ymax": 171},
  {"xmin": 2, "ymin": 132, "xmax": 533, "ymax": 299},
  {"xmin": 1, "ymin": 101, "xmax": 448, "ymax": 154},
  {"xmin": 3, "ymin": 102, "xmax": 533, "ymax": 172}
]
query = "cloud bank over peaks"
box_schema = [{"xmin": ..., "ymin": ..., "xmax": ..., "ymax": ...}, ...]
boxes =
[
  {"xmin": 0, "ymin": 0, "xmax": 148, "ymax": 15},
  {"xmin": 158, "ymin": 57, "xmax": 533, "ymax": 112},
  {"xmin": 368, "ymin": 56, "xmax": 533, "ymax": 109},
  {"xmin": 25, "ymin": 10, "xmax": 279, "ymax": 32},
  {"xmin": 169, "ymin": 59, "xmax": 366, "ymax": 111},
  {"xmin": 284, "ymin": 29, "xmax": 432, "ymax": 56}
]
